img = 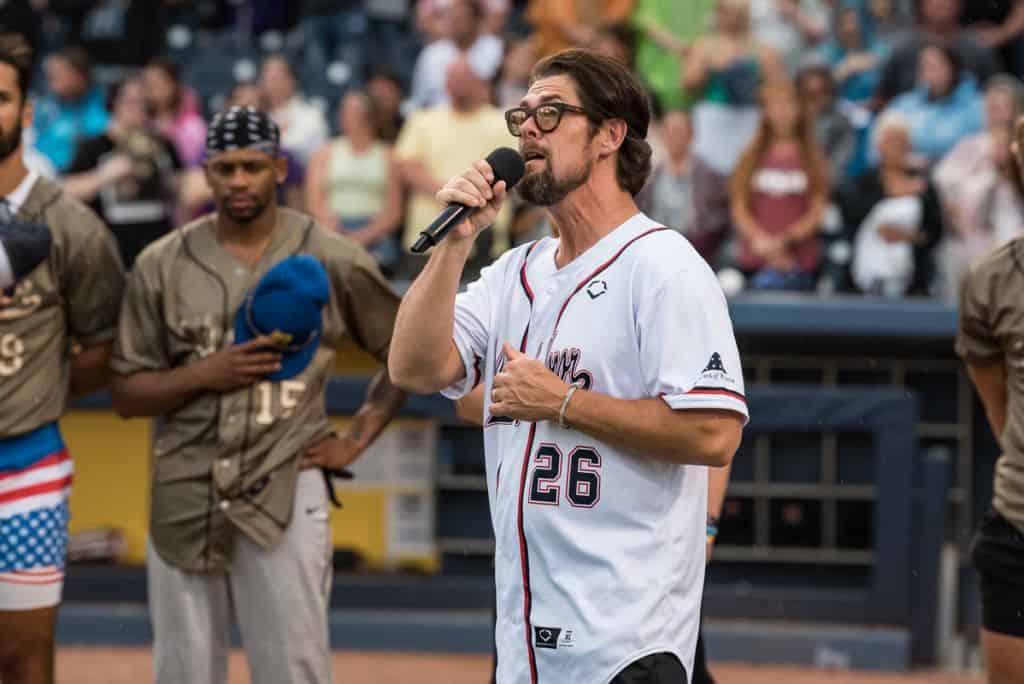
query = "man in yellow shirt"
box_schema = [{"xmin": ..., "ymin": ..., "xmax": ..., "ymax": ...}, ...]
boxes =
[{"xmin": 395, "ymin": 57, "xmax": 516, "ymax": 277}]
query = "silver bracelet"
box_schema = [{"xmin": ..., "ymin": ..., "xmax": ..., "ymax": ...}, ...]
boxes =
[{"xmin": 558, "ymin": 383, "xmax": 581, "ymax": 429}]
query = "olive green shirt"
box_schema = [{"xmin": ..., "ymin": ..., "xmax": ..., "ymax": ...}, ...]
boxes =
[
  {"xmin": 0, "ymin": 175, "xmax": 125, "ymax": 439},
  {"xmin": 111, "ymin": 209, "xmax": 400, "ymax": 572},
  {"xmin": 956, "ymin": 238, "xmax": 1024, "ymax": 533}
]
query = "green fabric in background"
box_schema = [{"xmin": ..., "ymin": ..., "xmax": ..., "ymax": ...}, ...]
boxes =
[{"xmin": 632, "ymin": 0, "xmax": 717, "ymax": 111}]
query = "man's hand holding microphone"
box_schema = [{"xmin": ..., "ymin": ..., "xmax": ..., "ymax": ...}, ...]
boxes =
[{"xmin": 411, "ymin": 147, "xmax": 525, "ymax": 253}]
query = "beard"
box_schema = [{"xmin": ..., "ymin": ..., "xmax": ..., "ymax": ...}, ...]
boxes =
[
  {"xmin": 0, "ymin": 117, "xmax": 23, "ymax": 164},
  {"xmin": 517, "ymin": 156, "xmax": 593, "ymax": 207},
  {"xmin": 221, "ymin": 190, "xmax": 273, "ymax": 224}
]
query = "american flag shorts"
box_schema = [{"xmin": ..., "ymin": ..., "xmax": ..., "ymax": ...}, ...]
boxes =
[{"xmin": 0, "ymin": 423, "xmax": 72, "ymax": 605}]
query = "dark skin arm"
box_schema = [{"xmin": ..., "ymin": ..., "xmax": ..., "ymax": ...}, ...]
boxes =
[
  {"xmin": 300, "ymin": 369, "xmax": 407, "ymax": 471},
  {"xmin": 69, "ymin": 341, "xmax": 114, "ymax": 399},
  {"xmin": 111, "ymin": 336, "xmax": 283, "ymax": 418}
]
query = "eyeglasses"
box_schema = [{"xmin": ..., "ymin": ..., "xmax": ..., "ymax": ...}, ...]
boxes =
[{"xmin": 504, "ymin": 102, "xmax": 589, "ymax": 137}]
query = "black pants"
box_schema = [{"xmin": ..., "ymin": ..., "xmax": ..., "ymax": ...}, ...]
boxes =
[
  {"xmin": 611, "ymin": 652, "xmax": 688, "ymax": 684},
  {"xmin": 971, "ymin": 509, "xmax": 1024, "ymax": 637}
]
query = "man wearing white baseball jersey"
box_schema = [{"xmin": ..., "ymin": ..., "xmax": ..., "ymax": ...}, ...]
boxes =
[{"xmin": 390, "ymin": 48, "xmax": 746, "ymax": 684}]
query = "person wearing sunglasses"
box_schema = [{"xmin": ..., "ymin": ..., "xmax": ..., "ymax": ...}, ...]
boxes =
[{"xmin": 389, "ymin": 48, "xmax": 746, "ymax": 684}]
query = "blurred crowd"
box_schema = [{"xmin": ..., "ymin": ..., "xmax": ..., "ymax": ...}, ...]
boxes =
[{"xmin": 6, "ymin": 0, "xmax": 1024, "ymax": 301}]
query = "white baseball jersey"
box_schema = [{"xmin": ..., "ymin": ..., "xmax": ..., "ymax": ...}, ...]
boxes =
[{"xmin": 443, "ymin": 212, "xmax": 747, "ymax": 684}]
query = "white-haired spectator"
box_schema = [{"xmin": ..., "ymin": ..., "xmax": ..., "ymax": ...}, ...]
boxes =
[
  {"xmin": 259, "ymin": 54, "xmax": 330, "ymax": 165},
  {"xmin": 837, "ymin": 111, "xmax": 943, "ymax": 297},
  {"xmin": 410, "ymin": 0, "xmax": 504, "ymax": 109}
]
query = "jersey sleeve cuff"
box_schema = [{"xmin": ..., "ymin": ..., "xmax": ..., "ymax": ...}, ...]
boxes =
[
  {"xmin": 662, "ymin": 388, "xmax": 749, "ymax": 424},
  {"xmin": 439, "ymin": 341, "xmax": 482, "ymax": 401}
]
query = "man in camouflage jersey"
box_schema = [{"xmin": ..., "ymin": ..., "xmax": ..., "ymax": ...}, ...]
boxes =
[
  {"xmin": 110, "ymin": 106, "xmax": 406, "ymax": 684},
  {"xmin": 0, "ymin": 33, "xmax": 125, "ymax": 684}
]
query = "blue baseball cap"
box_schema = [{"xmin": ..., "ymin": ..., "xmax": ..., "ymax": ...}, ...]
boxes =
[{"xmin": 233, "ymin": 255, "xmax": 330, "ymax": 381}]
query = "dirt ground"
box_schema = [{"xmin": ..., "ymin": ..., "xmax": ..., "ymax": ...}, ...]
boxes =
[{"xmin": 56, "ymin": 648, "xmax": 984, "ymax": 684}]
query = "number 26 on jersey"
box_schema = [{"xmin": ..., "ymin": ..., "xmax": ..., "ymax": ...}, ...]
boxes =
[{"xmin": 528, "ymin": 442, "xmax": 601, "ymax": 508}]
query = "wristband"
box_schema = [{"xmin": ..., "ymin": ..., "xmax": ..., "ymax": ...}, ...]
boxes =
[
  {"xmin": 558, "ymin": 382, "xmax": 582, "ymax": 429},
  {"xmin": 706, "ymin": 514, "xmax": 720, "ymax": 539}
]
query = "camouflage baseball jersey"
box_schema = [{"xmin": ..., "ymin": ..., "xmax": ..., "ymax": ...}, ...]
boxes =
[
  {"xmin": 957, "ymin": 237, "xmax": 1024, "ymax": 534},
  {"xmin": 111, "ymin": 208, "xmax": 400, "ymax": 572},
  {"xmin": 0, "ymin": 173, "xmax": 125, "ymax": 439}
]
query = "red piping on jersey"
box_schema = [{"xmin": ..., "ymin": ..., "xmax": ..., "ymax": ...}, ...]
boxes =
[
  {"xmin": 519, "ymin": 241, "xmax": 539, "ymax": 304},
  {"xmin": 551, "ymin": 228, "xmax": 671, "ymax": 335},
  {"xmin": 686, "ymin": 387, "xmax": 747, "ymax": 402},
  {"xmin": 513, "ymin": 240, "xmax": 542, "ymax": 683},
  {"xmin": 516, "ymin": 422, "xmax": 539, "ymax": 683}
]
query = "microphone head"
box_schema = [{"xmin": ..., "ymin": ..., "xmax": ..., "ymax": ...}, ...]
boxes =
[{"xmin": 486, "ymin": 147, "xmax": 526, "ymax": 189}]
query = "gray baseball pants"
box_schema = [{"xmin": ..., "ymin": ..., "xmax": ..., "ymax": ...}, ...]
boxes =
[{"xmin": 147, "ymin": 469, "xmax": 334, "ymax": 684}]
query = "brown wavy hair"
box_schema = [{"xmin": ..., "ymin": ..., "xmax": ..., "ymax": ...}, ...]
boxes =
[
  {"xmin": 530, "ymin": 48, "xmax": 653, "ymax": 196},
  {"xmin": 730, "ymin": 79, "xmax": 829, "ymax": 206}
]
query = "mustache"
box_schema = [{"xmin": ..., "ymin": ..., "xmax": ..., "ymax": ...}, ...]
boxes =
[{"xmin": 520, "ymin": 144, "xmax": 547, "ymax": 160}]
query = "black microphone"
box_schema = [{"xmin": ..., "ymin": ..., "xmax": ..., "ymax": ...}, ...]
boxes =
[{"xmin": 411, "ymin": 147, "xmax": 526, "ymax": 254}]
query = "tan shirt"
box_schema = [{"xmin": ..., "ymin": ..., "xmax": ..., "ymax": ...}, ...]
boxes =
[
  {"xmin": 956, "ymin": 238, "xmax": 1024, "ymax": 533},
  {"xmin": 0, "ymin": 175, "xmax": 125, "ymax": 438},
  {"xmin": 111, "ymin": 209, "xmax": 400, "ymax": 572}
]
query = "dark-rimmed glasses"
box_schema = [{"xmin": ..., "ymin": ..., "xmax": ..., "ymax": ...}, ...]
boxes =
[{"xmin": 504, "ymin": 102, "xmax": 589, "ymax": 137}]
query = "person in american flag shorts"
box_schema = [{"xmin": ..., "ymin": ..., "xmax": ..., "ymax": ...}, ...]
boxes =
[{"xmin": 0, "ymin": 32, "xmax": 125, "ymax": 683}]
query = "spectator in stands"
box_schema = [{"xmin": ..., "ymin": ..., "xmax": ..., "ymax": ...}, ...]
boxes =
[
  {"xmin": 64, "ymin": 77, "xmax": 181, "ymax": 269},
  {"xmin": 631, "ymin": 0, "xmax": 716, "ymax": 110},
  {"xmin": 410, "ymin": 0, "xmax": 504, "ymax": 109},
  {"xmin": 526, "ymin": 0, "xmax": 633, "ymax": 59},
  {"xmin": 365, "ymin": 67, "xmax": 406, "ymax": 143},
  {"xmin": 141, "ymin": 57, "xmax": 207, "ymax": 169},
  {"xmin": 394, "ymin": 57, "xmax": 515, "ymax": 278},
  {"xmin": 750, "ymin": 0, "xmax": 828, "ymax": 72},
  {"xmin": 684, "ymin": 0, "xmax": 784, "ymax": 178},
  {"xmin": 819, "ymin": 3, "xmax": 889, "ymax": 107},
  {"xmin": 32, "ymin": 45, "xmax": 107, "ymax": 173},
  {"xmin": 729, "ymin": 79, "xmax": 829, "ymax": 291},
  {"xmin": 636, "ymin": 110, "xmax": 706, "ymax": 258},
  {"xmin": 875, "ymin": 0, "xmax": 998, "ymax": 107},
  {"xmin": 937, "ymin": 123, "xmax": 1024, "ymax": 302},
  {"xmin": 301, "ymin": 0, "xmax": 371, "ymax": 77},
  {"xmin": 875, "ymin": 42, "xmax": 984, "ymax": 166},
  {"xmin": 417, "ymin": 0, "xmax": 510, "ymax": 42},
  {"xmin": 837, "ymin": 112, "xmax": 942, "ymax": 297},
  {"xmin": 588, "ymin": 23, "xmax": 635, "ymax": 66},
  {"xmin": 259, "ymin": 54, "xmax": 330, "ymax": 165},
  {"xmin": 960, "ymin": 0, "xmax": 1024, "ymax": 76},
  {"xmin": 934, "ymin": 75, "xmax": 1024, "ymax": 241},
  {"xmin": 305, "ymin": 91, "xmax": 403, "ymax": 274},
  {"xmin": 797, "ymin": 61, "xmax": 857, "ymax": 181},
  {"xmin": 67, "ymin": 0, "xmax": 165, "ymax": 73},
  {"xmin": 495, "ymin": 33, "xmax": 537, "ymax": 108}
]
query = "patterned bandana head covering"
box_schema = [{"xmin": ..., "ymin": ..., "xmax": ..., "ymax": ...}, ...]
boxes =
[{"xmin": 205, "ymin": 105, "xmax": 281, "ymax": 158}]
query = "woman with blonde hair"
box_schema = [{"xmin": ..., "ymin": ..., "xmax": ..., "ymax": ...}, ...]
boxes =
[{"xmin": 729, "ymin": 78, "xmax": 829, "ymax": 290}]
